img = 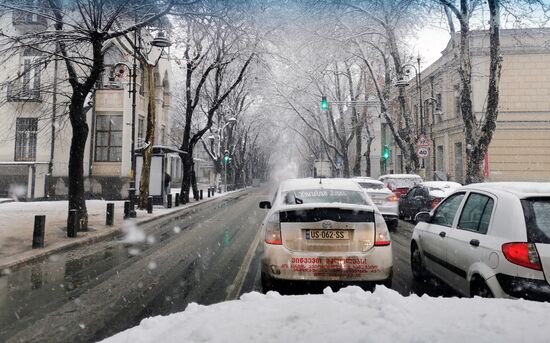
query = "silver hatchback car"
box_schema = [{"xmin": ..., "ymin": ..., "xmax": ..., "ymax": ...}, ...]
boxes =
[
  {"xmin": 259, "ymin": 178, "xmax": 393, "ymax": 291},
  {"xmin": 411, "ymin": 182, "xmax": 550, "ymax": 300}
]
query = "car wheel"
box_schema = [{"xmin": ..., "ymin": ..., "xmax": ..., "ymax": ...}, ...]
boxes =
[
  {"xmin": 471, "ymin": 277, "xmax": 494, "ymax": 298},
  {"xmin": 387, "ymin": 219, "xmax": 398, "ymax": 231},
  {"xmin": 411, "ymin": 242, "xmax": 429, "ymax": 282}
]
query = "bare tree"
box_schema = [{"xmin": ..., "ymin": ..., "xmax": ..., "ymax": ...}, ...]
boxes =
[{"xmin": 172, "ymin": 12, "xmax": 256, "ymax": 203}]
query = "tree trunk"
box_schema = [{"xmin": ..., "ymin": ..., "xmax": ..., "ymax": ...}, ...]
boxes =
[
  {"xmin": 353, "ymin": 125, "xmax": 363, "ymax": 176},
  {"xmin": 365, "ymin": 137, "xmax": 373, "ymax": 176},
  {"xmin": 179, "ymin": 148, "xmax": 193, "ymax": 203},
  {"xmin": 138, "ymin": 65, "xmax": 156, "ymax": 208},
  {"xmin": 191, "ymin": 167, "xmax": 199, "ymax": 200},
  {"xmin": 67, "ymin": 96, "xmax": 88, "ymax": 230}
]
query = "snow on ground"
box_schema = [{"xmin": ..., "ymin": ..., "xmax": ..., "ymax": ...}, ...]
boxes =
[{"xmin": 102, "ymin": 286, "xmax": 550, "ymax": 343}]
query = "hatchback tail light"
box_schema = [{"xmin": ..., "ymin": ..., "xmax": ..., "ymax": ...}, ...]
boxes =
[
  {"xmin": 385, "ymin": 193, "xmax": 399, "ymax": 203},
  {"xmin": 502, "ymin": 242, "xmax": 542, "ymax": 271},
  {"xmin": 265, "ymin": 213, "xmax": 282, "ymax": 245},
  {"xmin": 431, "ymin": 197, "xmax": 442, "ymax": 209},
  {"xmin": 374, "ymin": 213, "xmax": 391, "ymax": 246}
]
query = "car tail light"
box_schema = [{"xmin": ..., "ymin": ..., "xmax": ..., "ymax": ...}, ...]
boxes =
[
  {"xmin": 431, "ymin": 198, "xmax": 442, "ymax": 209},
  {"xmin": 502, "ymin": 242, "xmax": 542, "ymax": 271},
  {"xmin": 385, "ymin": 193, "xmax": 399, "ymax": 203},
  {"xmin": 374, "ymin": 213, "xmax": 391, "ymax": 246},
  {"xmin": 265, "ymin": 213, "xmax": 282, "ymax": 245}
]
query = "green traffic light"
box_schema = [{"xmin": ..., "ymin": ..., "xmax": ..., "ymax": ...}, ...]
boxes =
[
  {"xmin": 223, "ymin": 155, "xmax": 230, "ymax": 164},
  {"xmin": 383, "ymin": 145, "xmax": 390, "ymax": 160},
  {"xmin": 321, "ymin": 96, "xmax": 328, "ymax": 111}
]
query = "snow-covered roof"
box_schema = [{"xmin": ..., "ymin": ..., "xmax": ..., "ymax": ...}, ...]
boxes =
[
  {"xmin": 350, "ymin": 178, "xmax": 382, "ymax": 185},
  {"xmin": 462, "ymin": 182, "xmax": 550, "ymax": 198},
  {"xmin": 279, "ymin": 178, "xmax": 363, "ymax": 192},
  {"xmin": 379, "ymin": 174, "xmax": 422, "ymax": 179},
  {"xmin": 422, "ymin": 181, "xmax": 462, "ymax": 189}
]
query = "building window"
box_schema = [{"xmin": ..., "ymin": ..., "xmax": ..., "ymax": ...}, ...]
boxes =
[
  {"xmin": 138, "ymin": 116, "xmax": 145, "ymax": 147},
  {"xmin": 436, "ymin": 93, "xmax": 442, "ymax": 110},
  {"xmin": 15, "ymin": 118, "xmax": 38, "ymax": 161},
  {"xmin": 12, "ymin": 0, "xmax": 47, "ymax": 26},
  {"xmin": 454, "ymin": 85, "xmax": 461, "ymax": 117},
  {"xmin": 436, "ymin": 145, "xmax": 444, "ymax": 172},
  {"xmin": 95, "ymin": 115, "xmax": 123, "ymax": 162},
  {"xmin": 161, "ymin": 125, "xmax": 166, "ymax": 145},
  {"xmin": 8, "ymin": 48, "xmax": 42, "ymax": 101}
]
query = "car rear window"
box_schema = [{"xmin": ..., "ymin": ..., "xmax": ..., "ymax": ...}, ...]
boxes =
[
  {"xmin": 358, "ymin": 182, "xmax": 386, "ymax": 190},
  {"xmin": 521, "ymin": 198, "xmax": 550, "ymax": 244},
  {"xmin": 385, "ymin": 178, "xmax": 421, "ymax": 189},
  {"xmin": 283, "ymin": 189, "xmax": 367, "ymax": 205}
]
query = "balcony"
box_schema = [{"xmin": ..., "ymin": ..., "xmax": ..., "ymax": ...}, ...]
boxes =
[
  {"xmin": 12, "ymin": 10, "xmax": 47, "ymax": 29},
  {"xmin": 7, "ymin": 82, "xmax": 41, "ymax": 102}
]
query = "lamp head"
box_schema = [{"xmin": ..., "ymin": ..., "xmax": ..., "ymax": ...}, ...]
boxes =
[{"xmin": 151, "ymin": 31, "xmax": 172, "ymax": 48}]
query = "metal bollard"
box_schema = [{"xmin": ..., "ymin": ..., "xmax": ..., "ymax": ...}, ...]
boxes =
[
  {"xmin": 167, "ymin": 194, "xmax": 172, "ymax": 208},
  {"xmin": 67, "ymin": 209, "xmax": 78, "ymax": 238},
  {"xmin": 106, "ymin": 203, "xmax": 114, "ymax": 226},
  {"xmin": 207, "ymin": 188, "xmax": 211, "ymax": 197},
  {"xmin": 175, "ymin": 193, "xmax": 180, "ymax": 207},
  {"xmin": 147, "ymin": 196, "xmax": 153, "ymax": 214},
  {"xmin": 32, "ymin": 215, "xmax": 46, "ymax": 248},
  {"xmin": 200, "ymin": 189, "xmax": 203, "ymax": 200},
  {"xmin": 124, "ymin": 201, "xmax": 130, "ymax": 219}
]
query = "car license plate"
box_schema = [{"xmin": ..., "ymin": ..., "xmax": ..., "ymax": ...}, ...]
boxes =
[
  {"xmin": 306, "ymin": 230, "xmax": 349, "ymax": 240},
  {"xmin": 373, "ymin": 200, "xmax": 383, "ymax": 205}
]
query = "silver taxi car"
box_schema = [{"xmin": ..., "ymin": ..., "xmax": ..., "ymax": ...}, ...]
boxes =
[
  {"xmin": 352, "ymin": 177, "xmax": 399, "ymax": 231},
  {"xmin": 259, "ymin": 178, "xmax": 393, "ymax": 291}
]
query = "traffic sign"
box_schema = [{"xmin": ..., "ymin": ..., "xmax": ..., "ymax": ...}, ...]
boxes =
[
  {"xmin": 416, "ymin": 134, "xmax": 431, "ymax": 148},
  {"xmin": 417, "ymin": 147, "xmax": 430, "ymax": 158}
]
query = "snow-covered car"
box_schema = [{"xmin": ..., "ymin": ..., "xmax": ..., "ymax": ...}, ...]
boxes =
[
  {"xmin": 399, "ymin": 181, "xmax": 462, "ymax": 220},
  {"xmin": 352, "ymin": 178, "xmax": 399, "ymax": 231},
  {"xmin": 259, "ymin": 178, "xmax": 393, "ymax": 291},
  {"xmin": 411, "ymin": 182, "xmax": 550, "ymax": 300},
  {"xmin": 379, "ymin": 174, "xmax": 423, "ymax": 198}
]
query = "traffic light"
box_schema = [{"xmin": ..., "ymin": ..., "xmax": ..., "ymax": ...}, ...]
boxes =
[
  {"xmin": 321, "ymin": 96, "xmax": 328, "ymax": 111},
  {"xmin": 223, "ymin": 151, "xmax": 230, "ymax": 164},
  {"xmin": 383, "ymin": 145, "xmax": 390, "ymax": 160}
]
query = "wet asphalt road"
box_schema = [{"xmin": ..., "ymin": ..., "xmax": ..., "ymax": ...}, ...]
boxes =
[{"xmin": 0, "ymin": 187, "xmax": 458, "ymax": 343}]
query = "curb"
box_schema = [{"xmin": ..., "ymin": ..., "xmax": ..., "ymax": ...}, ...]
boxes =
[{"xmin": 0, "ymin": 188, "xmax": 250, "ymax": 272}]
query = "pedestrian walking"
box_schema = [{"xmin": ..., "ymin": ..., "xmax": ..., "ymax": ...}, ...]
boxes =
[{"xmin": 164, "ymin": 172, "xmax": 172, "ymax": 202}]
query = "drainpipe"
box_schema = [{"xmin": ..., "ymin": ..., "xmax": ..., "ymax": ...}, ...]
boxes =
[
  {"xmin": 89, "ymin": 90, "xmax": 96, "ymax": 177},
  {"xmin": 48, "ymin": 49, "xmax": 58, "ymax": 198}
]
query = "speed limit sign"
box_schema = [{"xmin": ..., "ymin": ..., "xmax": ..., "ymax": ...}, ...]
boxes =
[{"xmin": 417, "ymin": 147, "xmax": 430, "ymax": 158}]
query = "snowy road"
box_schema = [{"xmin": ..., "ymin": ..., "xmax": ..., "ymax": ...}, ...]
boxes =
[
  {"xmin": 0, "ymin": 187, "xmax": 458, "ymax": 343},
  {"xmin": 0, "ymin": 188, "xmax": 268, "ymax": 343}
]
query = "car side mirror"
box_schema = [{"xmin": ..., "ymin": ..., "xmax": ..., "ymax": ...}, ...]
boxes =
[
  {"xmin": 415, "ymin": 211, "xmax": 431, "ymax": 223},
  {"xmin": 259, "ymin": 201, "xmax": 271, "ymax": 209}
]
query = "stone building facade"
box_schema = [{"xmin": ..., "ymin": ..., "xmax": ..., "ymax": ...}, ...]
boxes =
[
  {"xmin": 0, "ymin": 8, "xmax": 173, "ymax": 200},
  {"xmin": 385, "ymin": 28, "xmax": 550, "ymax": 183}
]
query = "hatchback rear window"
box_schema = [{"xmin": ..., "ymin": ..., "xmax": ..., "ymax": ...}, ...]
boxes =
[
  {"xmin": 283, "ymin": 189, "xmax": 367, "ymax": 205},
  {"xmin": 358, "ymin": 182, "xmax": 386, "ymax": 190},
  {"xmin": 384, "ymin": 178, "xmax": 421, "ymax": 189},
  {"xmin": 521, "ymin": 198, "xmax": 550, "ymax": 244}
]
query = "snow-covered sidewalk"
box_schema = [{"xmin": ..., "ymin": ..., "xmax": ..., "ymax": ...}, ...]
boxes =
[
  {"xmin": 103, "ymin": 286, "xmax": 550, "ymax": 343},
  {"xmin": 0, "ymin": 187, "xmax": 241, "ymax": 271}
]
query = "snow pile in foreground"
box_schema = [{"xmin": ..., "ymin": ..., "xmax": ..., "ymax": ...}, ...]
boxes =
[{"xmin": 102, "ymin": 286, "xmax": 550, "ymax": 343}]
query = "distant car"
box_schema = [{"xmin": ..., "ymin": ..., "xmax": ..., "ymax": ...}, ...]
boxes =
[
  {"xmin": 399, "ymin": 181, "xmax": 462, "ymax": 220},
  {"xmin": 259, "ymin": 178, "xmax": 393, "ymax": 291},
  {"xmin": 352, "ymin": 178, "xmax": 399, "ymax": 231},
  {"xmin": 378, "ymin": 174, "xmax": 423, "ymax": 198},
  {"xmin": 410, "ymin": 182, "xmax": 550, "ymax": 300}
]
